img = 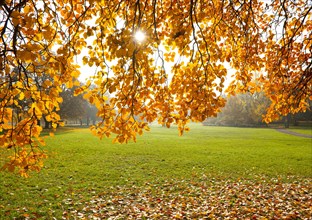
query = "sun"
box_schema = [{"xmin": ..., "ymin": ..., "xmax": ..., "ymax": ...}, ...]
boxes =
[{"xmin": 134, "ymin": 30, "xmax": 146, "ymax": 42}]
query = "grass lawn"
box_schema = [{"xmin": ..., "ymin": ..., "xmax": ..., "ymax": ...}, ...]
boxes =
[
  {"xmin": 289, "ymin": 126, "xmax": 312, "ymax": 136},
  {"xmin": 0, "ymin": 124, "xmax": 311, "ymax": 219}
]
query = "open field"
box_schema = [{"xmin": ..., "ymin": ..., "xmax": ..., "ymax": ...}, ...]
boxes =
[{"xmin": 0, "ymin": 124, "xmax": 311, "ymax": 219}]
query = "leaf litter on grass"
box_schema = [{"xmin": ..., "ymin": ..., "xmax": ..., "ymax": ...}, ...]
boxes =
[{"xmin": 63, "ymin": 175, "xmax": 312, "ymax": 220}]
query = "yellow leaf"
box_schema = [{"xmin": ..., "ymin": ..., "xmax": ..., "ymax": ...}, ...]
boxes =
[
  {"xmin": 11, "ymin": 11, "xmax": 20, "ymax": 26},
  {"xmin": 23, "ymin": 5, "xmax": 31, "ymax": 13},
  {"xmin": 82, "ymin": 56, "xmax": 88, "ymax": 65},
  {"xmin": 45, "ymin": 115, "xmax": 51, "ymax": 121},
  {"xmin": 37, "ymin": 137, "xmax": 46, "ymax": 145},
  {"xmin": 19, "ymin": 92, "xmax": 25, "ymax": 100},
  {"xmin": 71, "ymin": 70, "xmax": 80, "ymax": 78}
]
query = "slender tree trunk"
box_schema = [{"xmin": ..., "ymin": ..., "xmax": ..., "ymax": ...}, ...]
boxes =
[{"xmin": 284, "ymin": 114, "xmax": 291, "ymax": 128}]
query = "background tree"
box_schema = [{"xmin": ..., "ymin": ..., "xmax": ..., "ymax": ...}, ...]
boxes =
[
  {"xmin": 203, "ymin": 92, "xmax": 271, "ymax": 127},
  {"xmin": 0, "ymin": 0, "xmax": 311, "ymax": 176},
  {"xmin": 59, "ymin": 86, "xmax": 87, "ymax": 123},
  {"xmin": 219, "ymin": 95, "xmax": 246, "ymax": 126},
  {"xmin": 85, "ymin": 104, "xmax": 99, "ymax": 126},
  {"xmin": 59, "ymin": 86, "xmax": 99, "ymax": 126}
]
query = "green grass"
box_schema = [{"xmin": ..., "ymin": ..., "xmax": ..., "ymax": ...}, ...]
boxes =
[
  {"xmin": 0, "ymin": 124, "xmax": 311, "ymax": 218},
  {"xmin": 289, "ymin": 126, "xmax": 312, "ymax": 135}
]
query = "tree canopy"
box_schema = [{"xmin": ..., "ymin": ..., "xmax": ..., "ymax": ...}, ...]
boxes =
[{"xmin": 0, "ymin": 0, "xmax": 311, "ymax": 176}]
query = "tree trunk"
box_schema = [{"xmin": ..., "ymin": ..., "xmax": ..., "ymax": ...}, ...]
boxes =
[{"xmin": 284, "ymin": 114, "xmax": 291, "ymax": 128}]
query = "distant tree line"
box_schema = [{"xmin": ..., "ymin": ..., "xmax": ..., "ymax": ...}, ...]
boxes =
[{"xmin": 203, "ymin": 93, "xmax": 311, "ymax": 127}]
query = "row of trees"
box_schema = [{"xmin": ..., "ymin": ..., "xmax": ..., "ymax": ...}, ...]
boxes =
[
  {"xmin": 204, "ymin": 93, "xmax": 311, "ymax": 127},
  {"xmin": 3, "ymin": 74, "xmax": 98, "ymax": 129},
  {"xmin": 22, "ymin": 86, "xmax": 312, "ymax": 130},
  {"xmin": 204, "ymin": 92, "xmax": 270, "ymax": 127}
]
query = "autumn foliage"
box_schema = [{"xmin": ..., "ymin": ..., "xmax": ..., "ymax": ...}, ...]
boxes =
[{"xmin": 0, "ymin": 0, "xmax": 311, "ymax": 176}]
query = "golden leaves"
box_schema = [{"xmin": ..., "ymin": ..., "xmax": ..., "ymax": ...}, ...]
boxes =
[
  {"xmin": 0, "ymin": 0, "xmax": 84, "ymax": 176},
  {"xmin": 0, "ymin": 115, "xmax": 48, "ymax": 177}
]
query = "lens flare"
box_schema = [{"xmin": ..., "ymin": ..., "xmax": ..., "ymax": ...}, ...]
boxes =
[{"xmin": 134, "ymin": 31, "xmax": 146, "ymax": 42}]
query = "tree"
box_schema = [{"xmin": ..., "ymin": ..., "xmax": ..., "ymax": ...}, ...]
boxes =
[
  {"xmin": 59, "ymin": 86, "xmax": 88, "ymax": 122},
  {"xmin": 203, "ymin": 92, "xmax": 271, "ymax": 127},
  {"xmin": 59, "ymin": 85, "xmax": 99, "ymax": 125},
  {"xmin": 85, "ymin": 104, "xmax": 99, "ymax": 126},
  {"xmin": 0, "ymin": 0, "xmax": 311, "ymax": 176}
]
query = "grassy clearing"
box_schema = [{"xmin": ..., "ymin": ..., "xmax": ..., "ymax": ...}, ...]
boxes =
[{"xmin": 0, "ymin": 124, "xmax": 311, "ymax": 218}]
